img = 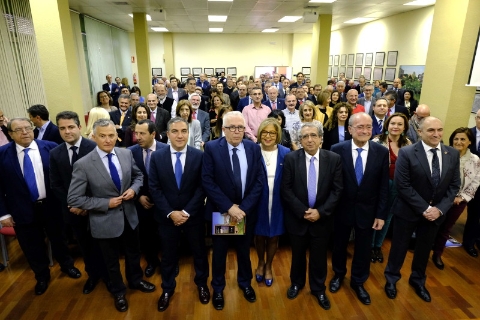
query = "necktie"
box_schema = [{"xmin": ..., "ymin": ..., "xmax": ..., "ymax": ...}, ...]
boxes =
[
  {"xmin": 272, "ymin": 101, "xmax": 276, "ymax": 110},
  {"xmin": 355, "ymin": 148, "xmax": 364, "ymax": 185},
  {"xmin": 23, "ymin": 148, "xmax": 39, "ymax": 202},
  {"xmin": 192, "ymin": 111, "xmax": 197, "ymax": 120},
  {"xmin": 150, "ymin": 111, "xmax": 156, "ymax": 122},
  {"xmin": 477, "ymin": 140, "xmax": 480, "ymax": 153},
  {"xmin": 299, "ymin": 100, "xmax": 303, "ymax": 105},
  {"xmin": 378, "ymin": 119, "xmax": 383, "ymax": 132},
  {"xmin": 119, "ymin": 112, "xmax": 125, "ymax": 125},
  {"xmin": 232, "ymin": 148, "xmax": 243, "ymax": 203},
  {"xmin": 387, "ymin": 109, "xmax": 392, "ymax": 117},
  {"xmin": 175, "ymin": 152, "xmax": 182, "ymax": 189},
  {"xmin": 145, "ymin": 148, "xmax": 151, "ymax": 174},
  {"xmin": 430, "ymin": 148, "xmax": 440, "ymax": 188},
  {"xmin": 107, "ymin": 153, "xmax": 121, "ymax": 191},
  {"xmin": 70, "ymin": 146, "xmax": 78, "ymax": 166},
  {"xmin": 308, "ymin": 156, "xmax": 316, "ymax": 208}
]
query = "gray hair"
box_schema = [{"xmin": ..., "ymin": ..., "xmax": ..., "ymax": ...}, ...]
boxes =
[
  {"xmin": 167, "ymin": 117, "xmax": 189, "ymax": 131},
  {"xmin": 337, "ymin": 81, "xmax": 345, "ymax": 86},
  {"xmin": 223, "ymin": 111, "xmax": 245, "ymax": 127},
  {"xmin": 130, "ymin": 93, "xmax": 139, "ymax": 98},
  {"xmin": 267, "ymin": 86, "xmax": 278, "ymax": 93},
  {"xmin": 92, "ymin": 119, "xmax": 115, "ymax": 135},
  {"xmin": 118, "ymin": 94, "xmax": 130, "ymax": 101},
  {"xmin": 300, "ymin": 121, "xmax": 324, "ymax": 137},
  {"xmin": 348, "ymin": 112, "xmax": 371, "ymax": 126},
  {"xmin": 188, "ymin": 93, "xmax": 201, "ymax": 101},
  {"xmin": 7, "ymin": 117, "xmax": 32, "ymax": 131}
]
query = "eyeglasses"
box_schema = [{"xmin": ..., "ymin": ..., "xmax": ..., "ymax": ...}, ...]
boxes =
[
  {"xmin": 351, "ymin": 125, "xmax": 373, "ymax": 131},
  {"xmin": 11, "ymin": 126, "xmax": 34, "ymax": 133},
  {"xmin": 300, "ymin": 133, "xmax": 320, "ymax": 140},
  {"xmin": 224, "ymin": 126, "xmax": 245, "ymax": 132},
  {"xmin": 261, "ymin": 131, "xmax": 277, "ymax": 137}
]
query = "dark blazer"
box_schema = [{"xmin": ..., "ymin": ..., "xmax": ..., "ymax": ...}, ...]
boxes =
[
  {"xmin": 404, "ymin": 100, "xmax": 418, "ymax": 116},
  {"xmin": 237, "ymin": 96, "xmax": 252, "ymax": 112},
  {"xmin": 34, "ymin": 122, "xmax": 63, "ymax": 145},
  {"xmin": 281, "ymin": 149, "xmax": 343, "ymax": 236},
  {"xmin": 0, "ymin": 125, "xmax": 12, "ymax": 143},
  {"xmin": 202, "ymin": 137, "xmax": 264, "ymax": 225},
  {"xmin": 371, "ymin": 115, "xmax": 386, "ymax": 137},
  {"xmin": 102, "ymin": 82, "xmax": 120, "ymax": 102},
  {"xmin": 306, "ymin": 95, "xmax": 318, "ymax": 105},
  {"xmin": 322, "ymin": 125, "xmax": 352, "ymax": 151},
  {"xmin": 196, "ymin": 109, "xmax": 211, "ymax": 142},
  {"xmin": 149, "ymin": 145, "xmax": 205, "ymax": 227},
  {"xmin": 339, "ymin": 92, "xmax": 347, "ymax": 102},
  {"xmin": 179, "ymin": 94, "xmax": 208, "ymax": 112},
  {"xmin": 392, "ymin": 104, "xmax": 410, "ymax": 119},
  {"xmin": 263, "ymin": 99, "xmax": 286, "ymax": 111},
  {"xmin": 109, "ymin": 109, "xmax": 132, "ymax": 146},
  {"xmin": 167, "ymin": 88, "xmax": 186, "ymax": 101},
  {"xmin": 49, "ymin": 138, "xmax": 97, "ymax": 224},
  {"xmin": 157, "ymin": 97, "xmax": 175, "ymax": 115},
  {"xmin": 0, "ymin": 140, "xmax": 59, "ymax": 225},
  {"xmin": 154, "ymin": 107, "xmax": 171, "ymax": 143},
  {"xmin": 392, "ymin": 142, "xmax": 460, "ymax": 225},
  {"xmin": 469, "ymin": 127, "xmax": 479, "ymax": 157},
  {"xmin": 330, "ymin": 140, "xmax": 389, "ymax": 228}
]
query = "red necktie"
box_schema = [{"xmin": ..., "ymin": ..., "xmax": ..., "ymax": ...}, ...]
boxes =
[
  {"xmin": 299, "ymin": 100, "xmax": 303, "ymax": 105},
  {"xmin": 192, "ymin": 111, "xmax": 197, "ymax": 120}
]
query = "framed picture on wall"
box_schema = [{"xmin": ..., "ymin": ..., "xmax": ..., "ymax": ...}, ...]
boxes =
[
  {"xmin": 204, "ymin": 68, "xmax": 214, "ymax": 76},
  {"xmin": 192, "ymin": 68, "xmax": 202, "ymax": 76},
  {"xmin": 152, "ymin": 68, "xmax": 162, "ymax": 76},
  {"xmin": 385, "ymin": 68, "xmax": 396, "ymax": 81},
  {"xmin": 365, "ymin": 53, "xmax": 373, "ymax": 66},
  {"xmin": 333, "ymin": 66, "xmax": 339, "ymax": 77},
  {"xmin": 355, "ymin": 53, "xmax": 364, "ymax": 66},
  {"xmin": 363, "ymin": 67, "xmax": 372, "ymax": 80},
  {"xmin": 347, "ymin": 54, "xmax": 355, "ymax": 66},
  {"xmin": 375, "ymin": 52, "xmax": 385, "ymax": 66},
  {"xmin": 302, "ymin": 67, "xmax": 311, "ymax": 75},
  {"xmin": 340, "ymin": 54, "xmax": 346, "ymax": 66},
  {"xmin": 227, "ymin": 67, "xmax": 237, "ymax": 75},
  {"xmin": 181, "ymin": 77, "xmax": 188, "ymax": 83},
  {"xmin": 373, "ymin": 67, "xmax": 383, "ymax": 80},
  {"xmin": 329, "ymin": 55, "xmax": 333, "ymax": 66},
  {"xmin": 215, "ymin": 68, "xmax": 225, "ymax": 74},
  {"xmin": 334, "ymin": 55, "xmax": 340, "ymax": 66},
  {"xmin": 354, "ymin": 67, "xmax": 362, "ymax": 79},
  {"xmin": 346, "ymin": 67, "xmax": 354, "ymax": 78},
  {"xmin": 339, "ymin": 66, "xmax": 346, "ymax": 76},
  {"xmin": 328, "ymin": 66, "xmax": 332, "ymax": 77},
  {"xmin": 387, "ymin": 51, "xmax": 398, "ymax": 66},
  {"xmin": 180, "ymin": 68, "xmax": 191, "ymax": 76}
]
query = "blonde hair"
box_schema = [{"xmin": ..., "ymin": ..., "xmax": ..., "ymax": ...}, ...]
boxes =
[
  {"xmin": 85, "ymin": 107, "xmax": 110, "ymax": 137},
  {"xmin": 257, "ymin": 118, "xmax": 282, "ymax": 145}
]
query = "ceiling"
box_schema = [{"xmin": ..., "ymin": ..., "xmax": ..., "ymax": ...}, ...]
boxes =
[{"xmin": 68, "ymin": 0, "xmax": 434, "ymax": 34}]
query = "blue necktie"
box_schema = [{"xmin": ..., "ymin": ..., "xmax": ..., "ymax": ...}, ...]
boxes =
[
  {"xmin": 430, "ymin": 148, "xmax": 440, "ymax": 188},
  {"xmin": 107, "ymin": 153, "xmax": 121, "ymax": 191},
  {"xmin": 175, "ymin": 152, "xmax": 182, "ymax": 189},
  {"xmin": 23, "ymin": 148, "xmax": 39, "ymax": 202},
  {"xmin": 145, "ymin": 148, "xmax": 151, "ymax": 174},
  {"xmin": 308, "ymin": 156, "xmax": 316, "ymax": 208},
  {"xmin": 355, "ymin": 148, "xmax": 364, "ymax": 185},
  {"xmin": 70, "ymin": 146, "xmax": 78, "ymax": 166},
  {"xmin": 232, "ymin": 148, "xmax": 243, "ymax": 203},
  {"xmin": 378, "ymin": 119, "xmax": 383, "ymax": 132}
]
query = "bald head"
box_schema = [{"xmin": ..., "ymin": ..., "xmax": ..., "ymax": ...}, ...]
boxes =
[
  {"xmin": 416, "ymin": 104, "xmax": 431, "ymax": 118},
  {"xmin": 347, "ymin": 89, "xmax": 358, "ymax": 105}
]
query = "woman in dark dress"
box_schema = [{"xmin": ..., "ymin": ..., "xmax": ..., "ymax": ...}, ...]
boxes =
[
  {"xmin": 267, "ymin": 109, "xmax": 292, "ymax": 150},
  {"xmin": 322, "ymin": 102, "xmax": 352, "ymax": 150},
  {"xmin": 124, "ymin": 103, "xmax": 159, "ymax": 147}
]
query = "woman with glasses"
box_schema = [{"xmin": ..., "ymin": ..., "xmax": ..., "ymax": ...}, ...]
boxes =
[
  {"xmin": 211, "ymin": 106, "xmax": 233, "ymax": 140},
  {"xmin": 290, "ymin": 101, "xmax": 322, "ymax": 150},
  {"xmin": 267, "ymin": 110, "xmax": 292, "ymax": 149},
  {"xmin": 254, "ymin": 118, "xmax": 290, "ymax": 287},
  {"xmin": 96, "ymin": 90, "xmax": 117, "ymax": 112}
]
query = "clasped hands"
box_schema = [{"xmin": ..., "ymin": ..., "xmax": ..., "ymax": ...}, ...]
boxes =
[
  {"xmin": 171, "ymin": 211, "xmax": 189, "ymax": 226},
  {"xmin": 304, "ymin": 208, "xmax": 320, "ymax": 222},
  {"xmin": 228, "ymin": 204, "xmax": 246, "ymax": 223},
  {"xmin": 423, "ymin": 206, "xmax": 441, "ymax": 222},
  {"xmin": 108, "ymin": 189, "xmax": 136, "ymax": 208}
]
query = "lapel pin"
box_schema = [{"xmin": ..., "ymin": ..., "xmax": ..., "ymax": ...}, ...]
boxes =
[{"xmin": 444, "ymin": 152, "xmax": 447, "ymax": 154}]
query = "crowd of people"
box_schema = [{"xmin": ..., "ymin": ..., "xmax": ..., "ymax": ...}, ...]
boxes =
[{"xmin": 0, "ymin": 70, "xmax": 479, "ymax": 314}]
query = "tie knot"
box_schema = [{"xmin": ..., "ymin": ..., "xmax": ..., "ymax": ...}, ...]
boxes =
[
  {"xmin": 176, "ymin": 152, "xmax": 182, "ymax": 159},
  {"xmin": 145, "ymin": 148, "xmax": 151, "ymax": 155},
  {"xmin": 430, "ymin": 148, "xmax": 438, "ymax": 154},
  {"xmin": 24, "ymin": 148, "xmax": 30, "ymax": 154},
  {"xmin": 357, "ymin": 148, "xmax": 363, "ymax": 155},
  {"xmin": 233, "ymin": 147, "xmax": 238, "ymax": 154},
  {"xmin": 70, "ymin": 146, "xmax": 78, "ymax": 152},
  {"xmin": 107, "ymin": 153, "xmax": 113, "ymax": 160},
  {"xmin": 310, "ymin": 156, "xmax": 315, "ymax": 163}
]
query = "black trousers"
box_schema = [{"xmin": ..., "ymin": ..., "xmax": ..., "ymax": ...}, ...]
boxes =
[
  {"xmin": 159, "ymin": 222, "xmax": 209, "ymax": 294},
  {"xmin": 463, "ymin": 195, "xmax": 480, "ymax": 248},
  {"xmin": 96, "ymin": 216, "xmax": 143, "ymax": 295},
  {"xmin": 137, "ymin": 207, "xmax": 161, "ymax": 266}
]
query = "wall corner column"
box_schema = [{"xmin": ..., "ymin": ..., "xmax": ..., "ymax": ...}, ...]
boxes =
[
  {"xmin": 310, "ymin": 14, "xmax": 332, "ymax": 85},
  {"xmin": 133, "ymin": 13, "xmax": 152, "ymax": 96}
]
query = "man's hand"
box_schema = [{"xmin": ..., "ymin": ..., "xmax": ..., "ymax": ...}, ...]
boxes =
[
  {"xmin": 0, "ymin": 217, "xmax": 15, "ymax": 227},
  {"xmin": 69, "ymin": 207, "xmax": 87, "ymax": 216},
  {"xmin": 227, "ymin": 204, "xmax": 246, "ymax": 221},
  {"xmin": 121, "ymin": 188, "xmax": 136, "ymax": 201},
  {"xmin": 170, "ymin": 211, "xmax": 189, "ymax": 226},
  {"xmin": 423, "ymin": 207, "xmax": 441, "ymax": 221},
  {"xmin": 138, "ymin": 195, "xmax": 153, "ymax": 209},
  {"xmin": 372, "ymin": 218, "xmax": 384, "ymax": 230},
  {"xmin": 109, "ymin": 196, "xmax": 123, "ymax": 208},
  {"xmin": 304, "ymin": 208, "xmax": 320, "ymax": 222}
]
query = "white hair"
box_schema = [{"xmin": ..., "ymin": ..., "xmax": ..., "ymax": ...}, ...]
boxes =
[{"xmin": 223, "ymin": 111, "xmax": 245, "ymax": 127}]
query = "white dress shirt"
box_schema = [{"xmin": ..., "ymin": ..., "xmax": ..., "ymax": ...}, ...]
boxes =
[
  {"xmin": 421, "ymin": 141, "xmax": 442, "ymax": 176},
  {"xmin": 305, "ymin": 149, "xmax": 320, "ymax": 194},
  {"xmin": 65, "ymin": 136, "xmax": 83, "ymax": 165},
  {"xmin": 37, "ymin": 121, "xmax": 50, "ymax": 140},
  {"xmin": 351, "ymin": 140, "xmax": 369, "ymax": 174},
  {"xmin": 96, "ymin": 147, "xmax": 123, "ymax": 184}
]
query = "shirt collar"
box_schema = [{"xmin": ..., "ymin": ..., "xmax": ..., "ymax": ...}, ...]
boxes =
[
  {"xmin": 227, "ymin": 141, "xmax": 245, "ymax": 153},
  {"xmin": 96, "ymin": 146, "xmax": 116, "ymax": 158},
  {"xmin": 66, "ymin": 136, "xmax": 82, "ymax": 150},
  {"xmin": 352, "ymin": 140, "xmax": 369, "ymax": 152},
  {"xmin": 304, "ymin": 148, "xmax": 320, "ymax": 161},
  {"xmin": 16, "ymin": 140, "xmax": 38, "ymax": 154},
  {"xmin": 170, "ymin": 145, "xmax": 187, "ymax": 154},
  {"xmin": 40, "ymin": 121, "xmax": 50, "ymax": 132},
  {"xmin": 421, "ymin": 141, "xmax": 441, "ymax": 152}
]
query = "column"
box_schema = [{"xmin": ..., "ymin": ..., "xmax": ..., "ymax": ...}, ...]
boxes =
[
  {"xmin": 133, "ymin": 13, "xmax": 152, "ymax": 96},
  {"xmin": 310, "ymin": 15, "xmax": 332, "ymax": 86},
  {"xmin": 30, "ymin": 0, "xmax": 84, "ymax": 124},
  {"xmin": 420, "ymin": 0, "xmax": 480, "ymax": 133},
  {"xmin": 163, "ymin": 33, "xmax": 175, "ymax": 78}
]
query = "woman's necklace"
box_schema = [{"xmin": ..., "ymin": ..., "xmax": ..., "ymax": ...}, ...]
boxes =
[{"xmin": 262, "ymin": 149, "xmax": 274, "ymax": 166}]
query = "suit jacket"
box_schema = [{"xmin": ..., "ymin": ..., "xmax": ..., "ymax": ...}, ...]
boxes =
[
  {"xmin": 272, "ymin": 83, "xmax": 284, "ymax": 98},
  {"xmin": 357, "ymin": 97, "xmax": 376, "ymax": 116},
  {"xmin": 392, "ymin": 142, "xmax": 460, "ymax": 225},
  {"xmin": 34, "ymin": 122, "xmax": 63, "ymax": 145},
  {"xmin": 237, "ymin": 96, "xmax": 252, "ymax": 112},
  {"xmin": 263, "ymin": 99, "xmax": 286, "ymax": 111},
  {"xmin": 196, "ymin": 80, "xmax": 211, "ymax": 92},
  {"xmin": 49, "ymin": 138, "xmax": 97, "ymax": 224},
  {"xmin": 375, "ymin": 92, "xmax": 385, "ymax": 99},
  {"xmin": 195, "ymin": 109, "xmax": 211, "ymax": 142},
  {"xmin": 109, "ymin": 109, "xmax": 132, "ymax": 146},
  {"xmin": 67, "ymin": 147, "xmax": 144, "ymax": 238},
  {"xmin": 371, "ymin": 115, "xmax": 386, "ymax": 137},
  {"xmin": 157, "ymin": 97, "xmax": 175, "ymax": 115},
  {"xmin": 469, "ymin": 127, "xmax": 479, "ymax": 157},
  {"xmin": 281, "ymin": 149, "xmax": 343, "ymax": 236},
  {"xmin": 179, "ymin": 94, "xmax": 208, "ymax": 112},
  {"xmin": 167, "ymin": 88, "xmax": 186, "ymax": 101},
  {"xmin": 330, "ymin": 140, "xmax": 389, "ymax": 228},
  {"xmin": 102, "ymin": 82, "xmax": 120, "ymax": 102},
  {"xmin": 339, "ymin": 92, "xmax": 347, "ymax": 102},
  {"xmin": 322, "ymin": 125, "xmax": 352, "ymax": 151},
  {"xmin": 391, "ymin": 104, "xmax": 410, "ymax": 119},
  {"xmin": 404, "ymin": 100, "xmax": 418, "ymax": 116},
  {"xmin": 154, "ymin": 107, "xmax": 171, "ymax": 143},
  {"xmin": 306, "ymin": 95, "xmax": 318, "ymax": 105},
  {"xmin": 149, "ymin": 145, "xmax": 205, "ymax": 227},
  {"xmin": 0, "ymin": 140, "xmax": 59, "ymax": 225},
  {"xmin": 202, "ymin": 137, "xmax": 264, "ymax": 225}
]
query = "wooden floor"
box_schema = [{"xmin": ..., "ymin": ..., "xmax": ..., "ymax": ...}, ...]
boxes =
[{"xmin": 1, "ymin": 211, "xmax": 480, "ymax": 320}]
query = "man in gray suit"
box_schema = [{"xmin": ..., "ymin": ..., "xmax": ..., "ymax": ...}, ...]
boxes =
[
  {"xmin": 68, "ymin": 119, "xmax": 155, "ymax": 312},
  {"xmin": 189, "ymin": 93, "xmax": 210, "ymax": 144},
  {"xmin": 357, "ymin": 84, "xmax": 376, "ymax": 115}
]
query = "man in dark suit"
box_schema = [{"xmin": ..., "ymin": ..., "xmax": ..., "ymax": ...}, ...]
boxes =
[
  {"xmin": 68, "ymin": 119, "xmax": 155, "ymax": 312},
  {"xmin": 50, "ymin": 111, "xmax": 107, "ymax": 294},
  {"xmin": 110, "ymin": 94, "xmax": 132, "ymax": 147},
  {"xmin": 202, "ymin": 111, "xmax": 264, "ymax": 310},
  {"xmin": 371, "ymin": 98, "xmax": 388, "ymax": 137},
  {"xmin": 336, "ymin": 81, "xmax": 347, "ymax": 102},
  {"xmin": 149, "ymin": 117, "xmax": 210, "ymax": 311},
  {"xmin": 102, "ymin": 74, "xmax": 120, "ymax": 104},
  {"xmin": 282, "ymin": 121, "xmax": 343, "ymax": 310},
  {"xmin": 329, "ymin": 112, "xmax": 389, "ymax": 305},
  {"xmin": 357, "ymin": 84, "xmax": 376, "ymax": 115},
  {"xmin": 146, "ymin": 93, "xmax": 170, "ymax": 143},
  {"xmin": 167, "ymin": 77, "xmax": 186, "ymax": 103},
  {"xmin": 128, "ymin": 119, "xmax": 167, "ymax": 277},
  {"xmin": 196, "ymin": 73, "xmax": 211, "ymax": 93},
  {"xmin": 384, "ymin": 117, "xmax": 460, "ymax": 302},
  {"xmin": 392, "ymin": 78, "xmax": 405, "ymax": 105},
  {"xmin": 375, "ymin": 82, "xmax": 388, "ymax": 99},
  {"xmin": 189, "ymin": 93, "xmax": 210, "ymax": 144},
  {"xmin": 231, "ymin": 84, "xmax": 248, "ymax": 110},
  {"xmin": 0, "ymin": 118, "xmax": 81, "ymax": 295},
  {"xmin": 180, "ymin": 78, "xmax": 208, "ymax": 111},
  {"xmin": 271, "ymin": 73, "xmax": 284, "ymax": 98},
  {"xmin": 289, "ymin": 72, "xmax": 305, "ymax": 89},
  {"xmin": 28, "ymin": 104, "xmax": 63, "ymax": 144},
  {"xmin": 384, "ymin": 91, "xmax": 409, "ymax": 119},
  {"xmin": 462, "ymin": 109, "xmax": 480, "ymax": 256},
  {"xmin": 263, "ymin": 86, "xmax": 286, "ymax": 111},
  {"xmin": 0, "ymin": 109, "xmax": 12, "ymax": 146},
  {"xmin": 154, "ymin": 84, "xmax": 176, "ymax": 116}
]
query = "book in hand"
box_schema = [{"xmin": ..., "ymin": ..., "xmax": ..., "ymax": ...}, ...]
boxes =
[{"xmin": 212, "ymin": 212, "xmax": 245, "ymax": 235}]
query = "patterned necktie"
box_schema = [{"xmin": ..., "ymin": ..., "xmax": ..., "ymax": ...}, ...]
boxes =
[
  {"xmin": 308, "ymin": 156, "xmax": 316, "ymax": 208},
  {"xmin": 272, "ymin": 101, "xmax": 276, "ymax": 110},
  {"xmin": 70, "ymin": 146, "xmax": 78, "ymax": 166},
  {"xmin": 150, "ymin": 110, "xmax": 156, "ymax": 122},
  {"xmin": 378, "ymin": 119, "xmax": 383, "ymax": 132},
  {"xmin": 145, "ymin": 148, "xmax": 151, "ymax": 174},
  {"xmin": 120, "ymin": 112, "xmax": 125, "ymax": 125},
  {"xmin": 232, "ymin": 148, "xmax": 243, "ymax": 203},
  {"xmin": 107, "ymin": 153, "xmax": 121, "ymax": 191},
  {"xmin": 355, "ymin": 148, "xmax": 364, "ymax": 185},
  {"xmin": 175, "ymin": 152, "xmax": 182, "ymax": 189},
  {"xmin": 23, "ymin": 148, "xmax": 39, "ymax": 202},
  {"xmin": 192, "ymin": 111, "xmax": 197, "ymax": 120},
  {"xmin": 430, "ymin": 148, "xmax": 440, "ymax": 188}
]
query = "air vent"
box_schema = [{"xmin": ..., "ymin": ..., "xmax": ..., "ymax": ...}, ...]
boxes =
[{"xmin": 112, "ymin": 2, "xmax": 129, "ymax": 5}]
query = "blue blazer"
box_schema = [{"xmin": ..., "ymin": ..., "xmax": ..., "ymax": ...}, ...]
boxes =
[
  {"xmin": 371, "ymin": 116, "xmax": 385, "ymax": 137},
  {"xmin": 237, "ymin": 96, "xmax": 251, "ymax": 112},
  {"xmin": 330, "ymin": 140, "xmax": 389, "ymax": 229},
  {"xmin": 255, "ymin": 145, "xmax": 289, "ymax": 237},
  {"xmin": 102, "ymin": 82, "xmax": 120, "ymax": 101},
  {"xmin": 263, "ymin": 99, "xmax": 286, "ymax": 111},
  {"xmin": 34, "ymin": 122, "xmax": 63, "ymax": 145},
  {"xmin": 149, "ymin": 145, "xmax": 205, "ymax": 226},
  {"xmin": 470, "ymin": 127, "xmax": 479, "ymax": 157},
  {"xmin": 0, "ymin": 140, "xmax": 59, "ymax": 225},
  {"xmin": 202, "ymin": 137, "xmax": 264, "ymax": 225}
]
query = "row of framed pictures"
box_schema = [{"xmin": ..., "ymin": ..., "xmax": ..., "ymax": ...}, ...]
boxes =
[
  {"xmin": 328, "ymin": 66, "xmax": 397, "ymax": 82},
  {"xmin": 180, "ymin": 67, "xmax": 237, "ymax": 77},
  {"xmin": 328, "ymin": 51, "xmax": 398, "ymax": 67}
]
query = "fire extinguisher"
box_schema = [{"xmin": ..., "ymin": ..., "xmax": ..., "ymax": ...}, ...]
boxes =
[{"xmin": 133, "ymin": 73, "xmax": 137, "ymax": 85}]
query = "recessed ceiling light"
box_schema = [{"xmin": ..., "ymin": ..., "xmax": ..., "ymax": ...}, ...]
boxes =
[
  {"xmin": 208, "ymin": 15, "xmax": 228, "ymax": 22},
  {"xmin": 209, "ymin": 28, "xmax": 223, "ymax": 32},
  {"xmin": 128, "ymin": 14, "xmax": 152, "ymax": 21},
  {"xmin": 309, "ymin": 0, "xmax": 336, "ymax": 3},
  {"xmin": 262, "ymin": 28, "xmax": 279, "ymax": 33},
  {"xmin": 403, "ymin": 0, "xmax": 435, "ymax": 5},
  {"xmin": 278, "ymin": 16, "xmax": 302, "ymax": 23},
  {"xmin": 151, "ymin": 27, "xmax": 169, "ymax": 32},
  {"xmin": 344, "ymin": 17, "xmax": 375, "ymax": 24}
]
